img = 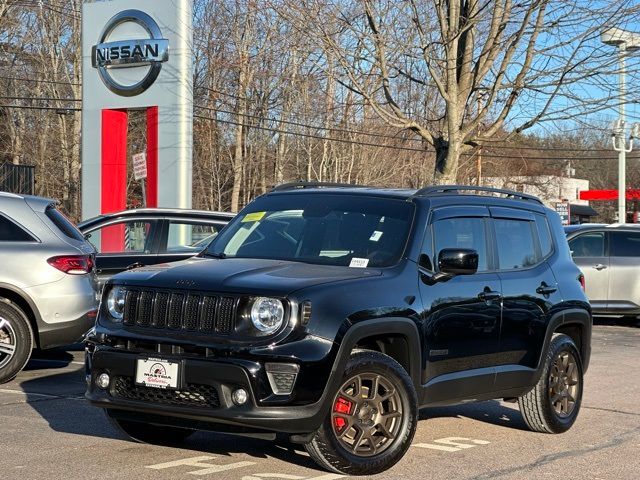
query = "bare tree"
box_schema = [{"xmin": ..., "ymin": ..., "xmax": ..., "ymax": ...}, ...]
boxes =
[{"xmin": 279, "ymin": 0, "xmax": 640, "ymax": 183}]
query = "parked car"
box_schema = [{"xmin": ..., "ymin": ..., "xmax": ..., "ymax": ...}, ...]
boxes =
[
  {"xmin": 78, "ymin": 208, "xmax": 234, "ymax": 286},
  {"xmin": 86, "ymin": 183, "xmax": 591, "ymax": 475},
  {"xmin": 566, "ymin": 223, "xmax": 640, "ymax": 320},
  {"xmin": 0, "ymin": 192, "xmax": 98, "ymax": 383}
]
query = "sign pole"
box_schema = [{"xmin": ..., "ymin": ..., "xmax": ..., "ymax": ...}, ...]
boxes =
[{"xmin": 141, "ymin": 178, "xmax": 147, "ymax": 207}]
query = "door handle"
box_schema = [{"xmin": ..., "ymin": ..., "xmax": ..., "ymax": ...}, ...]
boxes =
[
  {"xmin": 536, "ymin": 282, "xmax": 558, "ymax": 296},
  {"xmin": 478, "ymin": 289, "xmax": 502, "ymax": 301},
  {"xmin": 126, "ymin": 262, "xmax": 144, "ymax": 270},
  {"xmin": 593, "ymin": 264, "xmax": 607, "ymax": 271}
]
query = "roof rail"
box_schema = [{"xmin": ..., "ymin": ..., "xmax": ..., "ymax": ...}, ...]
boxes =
[
  {"xmin": 413, "ymin": 185, "xmax": 543, "ymax": 204},
  {"xmin": 271, "ymin": 181, "xmax": 370, "ymax": 192}
]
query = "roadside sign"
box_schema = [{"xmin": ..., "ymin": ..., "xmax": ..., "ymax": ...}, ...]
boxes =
[
  {"xmin": 132, "ymin": 153, "xmax": 147, "ymax": 180},
  {"xmin": 555, "ymin": 202, "xmax": 570, "ymax": 225}
]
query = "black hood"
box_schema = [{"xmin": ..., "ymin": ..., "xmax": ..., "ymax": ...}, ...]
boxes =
[{"xmin": 111, "ymin": 257, "xmax": 382, "ymax": 296}]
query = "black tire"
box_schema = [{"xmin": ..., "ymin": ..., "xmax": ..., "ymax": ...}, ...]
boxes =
[
  {"xmin": 104, "ymin": 409, "xmax": 195, "ymax": 445},
  {"xmin": 304, "ymin": 350, "xmax": 418, "ymax": 476},
  {"xmin": 0, "ymin": 297, "xmax": 33, "ymax": 384},
  {"xmin": 518, "ymin": 333, "xmax": 583, "ymax": 434}
]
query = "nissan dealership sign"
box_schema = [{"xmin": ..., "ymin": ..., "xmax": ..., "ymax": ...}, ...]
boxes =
[
  {"xmin": 91, "ymin": 10, "xmax": 169, "ymax": 96},
  {"xmin": 82, "ymin": 0, "xmax": 193, "ymax": 223}
]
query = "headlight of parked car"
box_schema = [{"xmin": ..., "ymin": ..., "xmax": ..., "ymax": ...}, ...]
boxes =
[
  {"xmin": 106, "ymin": 286, "xmax": 126, "ymax": 321},
  {"xmin": 250, "ymin": 297, "xmax": 284, "ymax": 334}
]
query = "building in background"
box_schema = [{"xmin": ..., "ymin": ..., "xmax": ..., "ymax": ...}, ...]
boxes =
[
  {"xmin": 0, "ymin": 163, "xmax": 35, "ymax": 195},
  {"xmin": 484, "ymin": 174, "xmax": 598, "ymax": 224}
]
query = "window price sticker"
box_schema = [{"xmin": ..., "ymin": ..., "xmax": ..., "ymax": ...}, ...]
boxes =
[
  {"xmin": 369, "ymin": 231, "xmax": 383, "ymax": 242},
  {"xmin": 349, "ymin": 257, "xmax": 369, "ymax": 268}
]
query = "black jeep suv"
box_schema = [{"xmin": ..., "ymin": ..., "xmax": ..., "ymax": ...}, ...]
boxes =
[{"xmin": 85, "ymin": 184, "xmax": 591, "ymax": 475}]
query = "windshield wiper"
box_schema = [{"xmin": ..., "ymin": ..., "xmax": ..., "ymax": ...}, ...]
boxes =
[{"xmin": 199, "ymin": 251, "xmax": 227, "ymax": 259}]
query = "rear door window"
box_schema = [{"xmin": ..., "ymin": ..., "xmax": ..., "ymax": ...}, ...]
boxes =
[
  {"xmin": 0, "ymin": 215, "xmax": 35, "ymax": 241},
  {"xmin": 45, "ymin": 206, "xmax": 85, "ymax": 241},
  {"xmin": 569, "ymin": 232, "xmax": 605, "ymax": 257},
  {"xmin": 610, "ymin": 231, "xmax": 640, "ymax": 257},
  {"xmin": 86, "ymin": 220, "xmax": 156, "ymax": 254}
]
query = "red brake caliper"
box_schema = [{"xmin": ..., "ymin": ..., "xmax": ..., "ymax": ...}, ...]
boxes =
[{"xmin": 333, "ymin": 397, "xmax": 352, "ymax": 431}]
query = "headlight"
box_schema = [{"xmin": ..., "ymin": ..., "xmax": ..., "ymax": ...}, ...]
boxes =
[
  {"xmin": 106, "ymin": 286, "xmax": 126, "ymax": 321},
  {"xmin": 250, "ymin": 297, "xmax": 284, "ymax": 333}
]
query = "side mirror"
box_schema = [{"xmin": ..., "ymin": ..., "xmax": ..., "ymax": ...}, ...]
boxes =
[{"xmin": 438, "ymin": 248, "xmax": 479, "ymax": 276}]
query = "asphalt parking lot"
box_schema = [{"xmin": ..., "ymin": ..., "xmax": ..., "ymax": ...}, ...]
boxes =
[{"xmin": 2, "ymin": 320, "xmax": 639, "ymax": 480}]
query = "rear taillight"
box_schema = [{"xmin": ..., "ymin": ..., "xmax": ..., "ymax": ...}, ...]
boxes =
[
  {"xmin": 47, "ymin": 255, "xmax": 94, "ymax": 275},
  {"xmin": 578, "ymin": 273, "xmax": 585, "ymax": 291}
]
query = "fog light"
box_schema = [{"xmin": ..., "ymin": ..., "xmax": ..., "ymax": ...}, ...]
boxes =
[
  {"xmin": 232, "ymin": 388, "xmax": 248, "ymax": 406},
  {"xmin": 96, "ymin": 373, "xmax": 110, "ymax": 389}
]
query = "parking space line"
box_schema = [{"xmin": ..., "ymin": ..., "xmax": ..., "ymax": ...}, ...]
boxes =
[
  {"xmin": 189, "ymin": 462, "xmax": 257, "ymax": 476},
  {"xmin": 413, "ymin": 443, "xmax": 460, "ymax": 452},
  {"xmin": 147, "ymin": 456, "xmax": 215, "ymax": 469},
  {"xmin": 413, "ymin": 437, "xmax": 490, "ymax": 452},
  {"xmin": 241, "ymin": 475, "xmax": 305, "ymax": 480},
  {"xmin": 304, "ymin": 475, "xmax": 345, "ymax": 480},
  {"xmin": 0, "ymin": 389, "xmax": 56, "ymax": 398},
  {"xmin": 146, "ymin": 456, "xmax": 256, "ymax": 475},
  {"xmin": 0, "ymin": 388, "xmax": 83, "ymax": 400}
]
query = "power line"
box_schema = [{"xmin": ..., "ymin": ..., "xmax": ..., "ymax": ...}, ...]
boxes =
[
  {"xmin": 0, "ymin": 104, "xmax": 79, "ymax": 112},
  {"xmin": 0, "ymin": 90, "xmax": 620, "ymax": 154},
  {"xmin": 194, "ymin": 113, "xmax": 428, "ymax": 153},
  {"xmin": 196, "ymin": 103, "xmax": 616, "ymax": 154},
  {"xmin": 195, "ymin": 87, "xmax": 616, "ymax": 153},
  {"xmin": 0, "ymin": 98, "xmax": 630, "ymax": 160},
  {"xmin": 0, "ymin": 95, "xmax": 80, "ymax": 102},
  {"xmin": 0, "ymin": 75, "xmax": 81, "ymax": 86},
  {"xmin": 194, "ymin": 113, "xmax": 636, "ymax": 161},
  {"xmin": 196, "ymin": 104, "xmax": 423, "ymax": 146}
]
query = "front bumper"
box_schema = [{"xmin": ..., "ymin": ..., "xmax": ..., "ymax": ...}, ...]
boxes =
[{"xmin": 85, "ymin": 344, "xmax": 337, "ymax": 435}]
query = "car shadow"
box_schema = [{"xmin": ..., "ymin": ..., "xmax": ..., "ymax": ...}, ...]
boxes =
[
  {"xmin": 17, "ymin": 366, "xmax": 320, "ymax": 470},
  {"xmin": 18, "ymin": 360, "xmax": 528, "ymax": 470},
  {"xmin": 420, "ymin": 399, "xmax": 529, "ymax": 431},
  {"xmin": 593, "ymin": 316, "xmax": 639, "ymax": 328}
]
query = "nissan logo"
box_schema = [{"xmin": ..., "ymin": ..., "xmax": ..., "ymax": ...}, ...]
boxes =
[{"xmin": 91, "ymin": 10, "xmax": 169, "ymax": 97}]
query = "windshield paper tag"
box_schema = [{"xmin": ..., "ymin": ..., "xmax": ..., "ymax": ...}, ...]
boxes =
[
  {"xmin": 242, "ymin": 211, "xmax": 266, "ymax": 223},
  {"xmin": 369, "ymin": 231, "xmax": 383, "ymax": 242},
  {"xmin": 349, "ymin": 257, "xmax": 369, "ymax": 268}
]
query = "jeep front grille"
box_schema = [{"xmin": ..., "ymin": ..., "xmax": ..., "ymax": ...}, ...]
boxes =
[{"xmin": 123, "ymin": 290, "xmax": 237, "ymax": 335}]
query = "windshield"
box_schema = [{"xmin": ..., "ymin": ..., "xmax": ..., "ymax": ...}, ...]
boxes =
[{"xmin": 206, "ymin": 194, "xmax": 415, "ymax": 267}]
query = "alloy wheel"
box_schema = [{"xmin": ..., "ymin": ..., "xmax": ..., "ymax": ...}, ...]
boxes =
[
  {"xmin": 331, "ymin": 372, "xmax": 403, "ymax": 457},
  {"xmin": 548, "ymin": 350, "xmax": 580, "ymax": 418},
  {"xmin": 0, "ymin": 316, "xmax": 17, "ymax": 369}
]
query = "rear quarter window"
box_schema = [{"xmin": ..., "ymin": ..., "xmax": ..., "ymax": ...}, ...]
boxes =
[
  {"xmin": 45, "ymin": 206, "xmax": 85, "ymax": 241},
  {"xmin": 0, "ymin": 214, "xmax": 35, "ymax": 241},
  {"xmin": 535, "ymin": 214, "xmax": 554, "ymax": 258}
]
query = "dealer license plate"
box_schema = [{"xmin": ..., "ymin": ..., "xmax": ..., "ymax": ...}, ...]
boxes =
[{"xmin": 135, "ymin": 357, "xmax": 180, "ymax": 390}]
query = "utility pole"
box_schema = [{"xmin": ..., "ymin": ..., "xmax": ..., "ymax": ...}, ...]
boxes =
[
  {"xmin": 601, "ymin": 28, "xmax": 640, "ymax": 223},
  {"xmin": 477, "ymin": 96, "xmax": 482, "ymax": 186}
]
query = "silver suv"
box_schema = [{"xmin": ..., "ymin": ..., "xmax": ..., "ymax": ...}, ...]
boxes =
[
  {"xmin": 566, "ymin": 224, "xmax": 640, "ymax": 321},
  {"xmin": 0, "ymin": 192, "xmax": 98, "ymax": 383}
]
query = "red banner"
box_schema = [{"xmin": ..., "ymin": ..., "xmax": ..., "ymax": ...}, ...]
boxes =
[{"xmin": 579, "ymin": 189, "xmax": 640, "ymax": 201}]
